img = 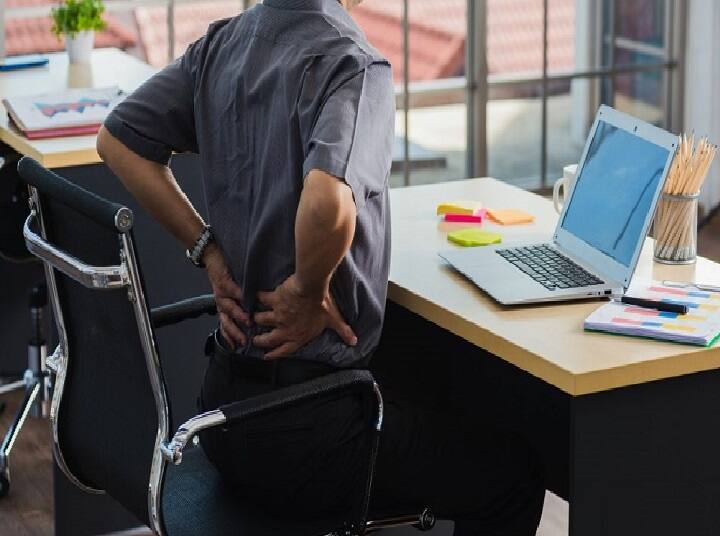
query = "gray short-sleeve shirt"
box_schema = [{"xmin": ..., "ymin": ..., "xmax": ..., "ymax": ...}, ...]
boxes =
[{"xmin": 104, "ymin": 0, "xmax": 395, "ymax": 367}]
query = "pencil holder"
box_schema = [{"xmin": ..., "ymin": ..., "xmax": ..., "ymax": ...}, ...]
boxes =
[{"xmin": 653, "ymin": 192, "xmax": 699, "ymax": 265}]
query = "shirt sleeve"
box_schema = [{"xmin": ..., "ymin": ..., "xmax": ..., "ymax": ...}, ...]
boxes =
[
  {"xmin": 303, "ymin": 62, "xmax": 395, "ymax": 211},
  {"xmin": 104, "ymin": 46, "xmax": 199, "ymax": 164}
]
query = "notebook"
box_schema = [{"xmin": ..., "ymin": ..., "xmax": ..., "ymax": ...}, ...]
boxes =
[
  {"xmin": 3, "ymin": 86, "xmax": 124, "ymax": 139},
  {"xmin": 584, "ymin": 281, "xmax": 720, "ymax": 346},
  {"xmin": 0, "ymin": 54, "xmax": 49, "ymax": 71}
]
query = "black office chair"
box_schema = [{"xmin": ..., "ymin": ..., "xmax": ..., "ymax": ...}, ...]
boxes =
[{"xmin": 17, "ymin": 156, "xmax": 436, "ymax": 536}]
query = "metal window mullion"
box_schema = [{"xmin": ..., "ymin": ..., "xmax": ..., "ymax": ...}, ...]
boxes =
[
  {"xmin": 607, "ymin": 0, "xmax": 616, "ymax": 104},
  {"xmin": 487, "ymin": 61, "xmax": 675, "ymax": 87},
  {"xmin": 466, "ymin": 0, "xmax": 487, "ymax": 179},
  {"xmin": 669, "ymin": 0, "xmax": 687, "ymax": 133},
  {"xmin": 167, "ymin": 0, "xmax": 175, "ymax": 64},
  {"xmin": 607, "ymin": 36, "xmax": 667, "ymax": 59},
  {"xmin": 540, "ymin": 0, "xmax": 548, "ymax": 188},
  {"xmin": 402, "ymin": 0, "xmax": 410, "ymax": 187},
  {"xmin": 0, "ymin": 0, "xmax": 5, "ymax": 61},
  {"xmin": 465, "ymin": 0, "xmax": 475, "ymax": 179},
  {"xmin": 662, "ymin": 0, "xmax": 674, "ymax": 132}
]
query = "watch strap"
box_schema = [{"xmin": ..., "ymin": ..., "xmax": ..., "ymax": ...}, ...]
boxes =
[{"xmin": 186, "ymin": 225, "xmax": 213, "ymax": 267}]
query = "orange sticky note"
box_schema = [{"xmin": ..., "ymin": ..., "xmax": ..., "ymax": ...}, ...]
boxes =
[{"xmin": 486, "ymin": 208, "xmax": 535, "ymax": 225}]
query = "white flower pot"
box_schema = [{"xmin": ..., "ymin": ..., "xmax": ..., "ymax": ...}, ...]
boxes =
[{"xmin": 65, "ymin": 30, "xmax": 95, "ymax": 64}]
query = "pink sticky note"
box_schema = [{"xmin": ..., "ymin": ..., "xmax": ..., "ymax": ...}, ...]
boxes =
[{"xmin": 444, "ymin": 209, "xmax": 487, "ymax": 224}]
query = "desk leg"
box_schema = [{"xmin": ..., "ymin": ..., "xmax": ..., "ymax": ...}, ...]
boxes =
[{"xmin": 569, "ymin": 369, "xmax": 720, "ymax": 536}]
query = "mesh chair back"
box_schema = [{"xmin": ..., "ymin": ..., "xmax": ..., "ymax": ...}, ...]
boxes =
[{"xmin": 18, "ymin": 157, "xmax": 166, "ymax": 526}]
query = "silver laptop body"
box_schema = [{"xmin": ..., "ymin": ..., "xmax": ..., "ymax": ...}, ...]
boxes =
[{"xmin": 440, "ymin": 105, "xmax": 678, "ymax": 305}]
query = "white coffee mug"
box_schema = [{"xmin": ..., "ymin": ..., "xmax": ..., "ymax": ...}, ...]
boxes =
[{"xmin": 553, "ymin": 164, "xmax": 578, "ymax": 214}]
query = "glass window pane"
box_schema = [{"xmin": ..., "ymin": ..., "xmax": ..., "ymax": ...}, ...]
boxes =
[
  {"xmin": 488, "ymin": 83, "xmax": 542, "ymax": 189},
  {"xmin": 602, "ymin": 0, "xmax": 667, "ymax": 67},
  {"xmin": 547, "ymin": 0, "xmax": 576, "ymax": 75},
  {"xmin": 546, "ymin": 79, "xmax": 590, "ymax": 185},
  {"xmin": 354, "ymin": 0, "xmax": 467, "ymax": 187},
  {"xmin": 487, "ymin": 0, "xmax": 544, "ymax": 78},
  {"xmin": 139, "ymin": 0, "xmax": 243, "ymax": 68},
  {"xmin": 614, "ymin": 0, "xmax": 665, "ymax": 46},
  {"xmin": 613, "ymin": 69, "xmax": 665, "ymax": 126}
]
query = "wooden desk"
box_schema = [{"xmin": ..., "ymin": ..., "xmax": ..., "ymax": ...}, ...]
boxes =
[
  {"xmin": 0, "ymin": 48, "xmax": 154, "ymax": 168},
  {"xmin": 389, "ymin": 178, "xmax": 720, "ymax": 395},
  {"xmin": 384, "ymin": 179, "xmax": 720, "ymax": 536}
]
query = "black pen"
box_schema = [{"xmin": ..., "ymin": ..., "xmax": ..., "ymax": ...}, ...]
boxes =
[{"xmin": 617, "ymin": 296, "xmax": 688, "ymax": 315}]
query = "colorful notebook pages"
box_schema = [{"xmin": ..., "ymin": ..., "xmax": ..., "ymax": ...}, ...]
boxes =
[{"xmin": 584, "ymin": 281, "xmax": 720, "ymax": 346}]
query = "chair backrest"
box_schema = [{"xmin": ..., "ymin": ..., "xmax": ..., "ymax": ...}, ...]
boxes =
[{"xmin": 18, "ymin": 157, "xmax": 169, "ymax": 531}]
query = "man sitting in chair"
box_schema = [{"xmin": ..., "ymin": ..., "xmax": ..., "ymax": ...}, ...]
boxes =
[{"xmin": 97, "ymin": 0, "xmax": 545, "ymax": 533}]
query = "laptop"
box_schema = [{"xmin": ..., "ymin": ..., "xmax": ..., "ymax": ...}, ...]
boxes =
[{"xmin": 440, "ymin": 105, "xmax": 678, "ymax": 305}]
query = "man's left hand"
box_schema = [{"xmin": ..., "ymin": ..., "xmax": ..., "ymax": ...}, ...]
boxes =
[{"xmin": 253, "ymin": 274, "xmax": 357, "ymax": 359}]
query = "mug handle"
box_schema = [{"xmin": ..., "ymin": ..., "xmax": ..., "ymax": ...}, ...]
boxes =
[{"xmin": 553, "ymin": 177, "xmax": 565, "ymax": 214}]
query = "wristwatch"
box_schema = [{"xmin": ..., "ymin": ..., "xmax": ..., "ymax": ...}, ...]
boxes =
[{"xmin": 186, "ymin": 225, "xmax": 214, "ymax": 268}]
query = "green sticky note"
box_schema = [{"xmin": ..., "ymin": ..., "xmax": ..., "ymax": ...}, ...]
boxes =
[{"xmin": 447, "ymin": 228, "xmax": 502, "ymax": 247}]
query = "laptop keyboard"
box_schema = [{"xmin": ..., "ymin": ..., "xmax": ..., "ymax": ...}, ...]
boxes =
[{"xmin": 496, "ymin": 244, "xmax": 604, "ymax": 291}]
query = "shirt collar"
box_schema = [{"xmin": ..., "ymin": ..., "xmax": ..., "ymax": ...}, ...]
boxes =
[{"xmin": 263, "ymin": 0, "xmax": 342, "ymax": 12}]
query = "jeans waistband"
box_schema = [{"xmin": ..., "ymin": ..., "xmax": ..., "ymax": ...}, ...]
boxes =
[{"xmin": 205, "ymin": 330, "xmax": 343, "ymax": 387}]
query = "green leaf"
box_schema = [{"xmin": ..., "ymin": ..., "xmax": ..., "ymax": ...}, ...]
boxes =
[{"xmin": 50, "ymin": 0, "xmax": 106, "ymax": 38}]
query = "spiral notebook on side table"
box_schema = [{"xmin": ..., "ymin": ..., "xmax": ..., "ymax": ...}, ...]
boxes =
[{"xmin": 584, "ymin": 281, "xmax": 720, "ymax": 346}]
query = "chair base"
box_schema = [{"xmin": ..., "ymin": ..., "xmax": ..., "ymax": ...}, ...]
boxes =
[{"xmin": 0, "ymin": 377, "xmax": 42, "ymax": 499}]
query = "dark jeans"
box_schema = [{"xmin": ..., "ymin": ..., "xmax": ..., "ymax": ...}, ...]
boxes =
[{"xmin": 200, "ymin": 336, "xmax": 544, "ymax": 536}]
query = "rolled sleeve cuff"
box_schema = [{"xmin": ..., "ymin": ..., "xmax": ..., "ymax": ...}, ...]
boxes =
[
  {"xmin": 104, "ymin": 113, "xmax": 173, "ymax": 165},
  {"xmin": 303, "ymin": 146, "xmax": 366, "ymax": 211}
]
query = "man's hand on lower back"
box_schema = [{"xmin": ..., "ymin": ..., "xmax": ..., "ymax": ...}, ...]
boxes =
[
  {"xmin": 252, "ymin": 274, "xmax": 357, "ymax": 359},
  {"xmin": 204, "ymin": 244, "xmax": 250, "ymax": 350}
]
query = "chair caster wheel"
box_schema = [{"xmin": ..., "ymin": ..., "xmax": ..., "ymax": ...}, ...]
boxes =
[
  {"xmin": 413, "ymin": 508, "xmax": 436, "ymax": 531},
  {"xmin": 0, "ymin": 473, "xmax": 9, "ymax": 499}
]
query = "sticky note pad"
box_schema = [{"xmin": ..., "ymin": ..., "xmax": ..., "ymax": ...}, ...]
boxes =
[
  {"xmin": 447, "ymin": 229, "xmax": 502, "ymax": 247},
  {"xmin": 486, "ymin": 208, "xmax": 535, "ymax": 225},
  {"xmin": 444, "ymin": 209, "xmax": 487, "ymax": 224},
  {"xmin": 437, "ymin": 201, "xmax": 484, "ymax": 216}
]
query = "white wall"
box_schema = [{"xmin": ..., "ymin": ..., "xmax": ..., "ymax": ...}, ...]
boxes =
[{"xmin": 684, "ymin": 0, "xmax": 720, "ymax": 212}]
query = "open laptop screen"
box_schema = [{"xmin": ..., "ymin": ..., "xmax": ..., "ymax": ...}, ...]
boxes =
[{"xmin": 559, "ymin": 120, "xmax": 670, "ymax": 267}]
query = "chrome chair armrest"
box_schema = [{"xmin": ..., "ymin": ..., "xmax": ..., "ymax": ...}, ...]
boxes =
[
  {"xmin": 23, "ymin": 211, "xmax": 129, "ymax": 290},
  {"xmin": 160, "ymin": 370, "xmax": 380, "ymax": 466},
  {"xmin": 150, "ymin": 294, "xmax": 217, "ymax": 328},
  {"xmin": 160, "ymin": 409, "xmax": 226, "ymax": 464}
]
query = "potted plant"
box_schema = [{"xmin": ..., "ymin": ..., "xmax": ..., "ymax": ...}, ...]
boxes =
[{"xmin": 50, "ymin": 0, "xmax": 106, "ymax": 64}]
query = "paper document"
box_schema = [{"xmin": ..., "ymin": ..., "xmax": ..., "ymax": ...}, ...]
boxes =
[{"xmin": 3, "ymin": 86, "xmax": 124, "ymax": 132}]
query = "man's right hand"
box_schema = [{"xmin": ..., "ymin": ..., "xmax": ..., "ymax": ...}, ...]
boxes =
[{"xmin": 203, "ymin": 244, "xmax": 249, "ymax": 350}]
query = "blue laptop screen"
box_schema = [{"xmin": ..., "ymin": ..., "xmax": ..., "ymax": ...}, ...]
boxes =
[{"xmin": 560, "ymin": 120, "xmax": 670, "ymax": 267}]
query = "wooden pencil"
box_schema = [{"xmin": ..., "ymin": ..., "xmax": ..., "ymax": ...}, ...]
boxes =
[{"xmin": 654, "ymin": 136, "xmax": 716, "ymax": 263}]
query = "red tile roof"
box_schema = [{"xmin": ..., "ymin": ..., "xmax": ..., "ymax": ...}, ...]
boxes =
[
  {"xmin": 351, "ymin": 2, "xmax": 465, "ymax": 82},
  {"xmin": 353, "ymin": 0, "xmax": 575, "ymax": 82},
  {"xmin": 135, "ymin": 2, "xmax": 240, "ymax": 67}
]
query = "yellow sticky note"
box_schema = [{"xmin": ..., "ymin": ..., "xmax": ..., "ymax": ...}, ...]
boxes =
[
  {"xmin": 447, "ymin": 229, "xmax": 502, "ymax": 247},
  {"xmin": 486, "ymin": 208, "xmax": 535, "ymax": 225},
  {"xmin": 437, "ymin": 201, "xmax": 484, "ymax": 216}
]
